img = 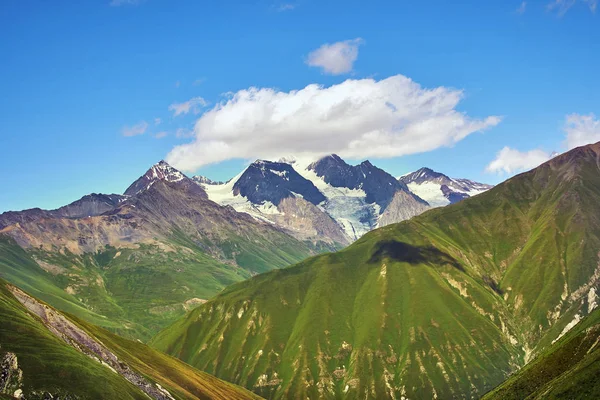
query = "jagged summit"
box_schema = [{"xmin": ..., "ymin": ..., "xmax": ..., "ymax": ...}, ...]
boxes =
[
  {"xmin": 400, "ymin": 167, "xmax": 448, "ymax": 184},
  {"xmin": 308, "ymin": 154, "xmax": 417, "ymax": 210},
  {"xmin": 233, "ymin": 159, "xmax": 326, "ymax": 206},
  {"xmin": 124, "ymin": 160, "xmax": 187, "ymax": 196}
]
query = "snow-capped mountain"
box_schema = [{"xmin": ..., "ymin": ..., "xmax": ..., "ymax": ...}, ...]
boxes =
[
  {"xmin": 399, "ymin": 167, "xmax": 493, "ymax": 207},
  {"xmin": 194, "ymin": 155, "xmax": 430, "ymax": 244},
  {"xmin": 124, "ymin": 160, "xmax": 207, "ymax": 199},
  {"xmin": 125, "ymin": 160, "xmax": 187, "ymax": 196}
]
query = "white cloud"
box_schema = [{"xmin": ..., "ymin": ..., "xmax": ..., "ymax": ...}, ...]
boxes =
[
  {"xmin": 193, "ymin": 78, "xmax": 206, "ymax": 86},
  {"xmin": 155, "ymin": 131, "xmax": 168, "ymax": 139},
  {"xmin": 165, "ymin": 75, "xmax": 501, "ymax": 172},
  {"xmin": 169, "ymin": 97, "xmax": 209, "ymax": 117},
  {"xmin": 547, "ymin": 0, "xmax": 596, "ymax": 15},
  {"xmin": 306, "ymin": 38, "xmax": 364, "ymax": 75},
  {"xmin": 486, "ymin": 147, "xmax": 553, "ymax": 174},
  {"xmin": 277, "ymin": 3, "xmax": 296, "ymax": 11},
  {"xmin": 122, "ymin": 121, "xmax": 148, "ymax": 137},
  {"xmin": 547, "ymin": 0, "xmax": 577, "ymax": 15},
  {"xmin": 154, "ymin": 117, "xmax": 162, "ymax": 126},
  {"xmin": 110, "ymin": 0, "xmax": 143, "ymax": 6},
  {"xmin": 486, "ymin": 113, "xmax": 600, "ymax": 175},
  {"xmin": 564, "ymin": 113, "xmax": 600, "ymax": 149},
  {"xmin": 516, "ymin": 1, "xmax": 527, "ymax": 14}
]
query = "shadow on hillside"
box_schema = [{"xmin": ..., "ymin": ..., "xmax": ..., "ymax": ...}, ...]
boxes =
[{"xmin": 369, "ymin": 240, "xmax": 464, "ymax": 272}]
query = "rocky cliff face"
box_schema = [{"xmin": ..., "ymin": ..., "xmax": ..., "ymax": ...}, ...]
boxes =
[
  {"xmin": 268, "ymin": 196, "xmax": 351, "ymax": 245},
  {"xmin": 377, "ymin": 190, "xmax": 431, "ymax": 227}
]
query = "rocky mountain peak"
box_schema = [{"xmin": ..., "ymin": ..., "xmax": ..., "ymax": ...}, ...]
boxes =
[
  {"xmin": 124, "ymin": 161, "xmax": 188, "ymax": 196},
  {"xmin": 309, "ymin": 154, "xmax": 417, "ymax": 211},
  {"xmin": 233, "ymin": 160, "xmax": 326, "ymax": 206},
  {"xmin": 400, "ymin": 167, "xmax": 448, "ymax": 185}
]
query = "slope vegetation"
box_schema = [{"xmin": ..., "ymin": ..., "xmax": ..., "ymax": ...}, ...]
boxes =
[
  {"xmin": 0, "ymin": 162, "xmax": 317, "ymax": 340},
  {"xmin": 0, "ymin": 278, "xmax": 259, "ymax": 399},
  {"xmin": 151, "ymin": 143, "xmax": 600, "ymax": 399},
  {"xmin": 483, "ymin": 308, "xmax": 600, "ymax": 399}
]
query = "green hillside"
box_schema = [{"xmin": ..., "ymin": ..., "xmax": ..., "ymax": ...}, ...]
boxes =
[
  {"xmin": 483, "ymin": 308, "xmax": 600, "ymax": 399},
  {"xmin": 0, "ymin": 231, "xmax": 311, "ymax": 341},
  {"xmin": 151, "ymin": 143, "xmax": 600, "ymax": 399},
  {"xmin": 0, "ymin": 278, "xmax": 260, "ymax": 399},
  {"xmin": 0, "ymin": 177, "xmax": 319, "ymax": 341}
]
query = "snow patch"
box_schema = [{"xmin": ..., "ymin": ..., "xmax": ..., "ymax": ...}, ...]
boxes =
[
  {"xmin": 407, "ymin": 182, "xmax": 451, "ymax": 208},
  {"xmin": 291, "ymin": 159, "xmax": 377, "ymax": 240},
  {"xmin": 589, "ymin": 287, "xmax": 598, "ymax": 313},
  {"xmin": 553, "ymin": 314, "xmax": 582, "ymax": 344},
  {"xmin": 270, "ymin": 169, "xmax": 289, "ymax": 180},
  {"xmin": 198, "ymin": 169, "xmax": 282, "ymax": 222}
]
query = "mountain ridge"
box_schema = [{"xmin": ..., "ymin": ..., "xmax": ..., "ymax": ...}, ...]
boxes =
[
  {"xmin": 0, "ymin": 161, "xmax": 320, "ymax": 340},
  {"xmin": 151, "ymin": 142, "xmax": 600, "ymax": 399},
  {"xmin": 195, "ymin": 154, "xmax": 488, "ymax": 244}
]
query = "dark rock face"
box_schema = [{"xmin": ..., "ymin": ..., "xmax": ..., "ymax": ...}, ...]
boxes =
[
  {"xmin": 441, "ymin": 185, "xmax": 469, "ymax": 204},
  {"xmin": 308, "ymin": 155, "xmax": 421, "ymax": 211},
  {"xmin": 233, "ymin": 160, "xmax": 326, "ymax": 206}
]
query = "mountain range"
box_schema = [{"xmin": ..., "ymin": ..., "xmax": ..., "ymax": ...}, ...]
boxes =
[
  {"xmin": 194, "ymin": 155, "xmax": 492, "ymax": 244},
  {"xmin": 2, "ymin": 145, "xmax": 600, "ymax": 399},
  {"xmin": 0, "ymin": 156, "xmax": 482, "ymax": 342},
  {"xmin": 0, "ymin": 161, "xmax": 320, "ymax": 340},
  {"xmin": 151, "ymin": 143, "xmax": 600, "ymax": 399}
]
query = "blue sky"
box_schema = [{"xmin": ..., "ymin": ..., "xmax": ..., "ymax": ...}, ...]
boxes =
[{"xmin": 1, "ymin": 0, "xmax": 599, "ymax": 212}]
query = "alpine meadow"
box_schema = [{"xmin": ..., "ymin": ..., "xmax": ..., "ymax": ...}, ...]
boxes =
[{"xmin": 1, "ymin": 1, "xmax": 600, "ymax": 399}]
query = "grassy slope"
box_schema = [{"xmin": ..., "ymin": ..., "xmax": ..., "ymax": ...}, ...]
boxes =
[
  {"xmin": 483, "ymin": 308, "xmax": 600, "ymax": 399},
  {"xmin": 151, "ymin": 144, "xmax": 600, "ymax": 399},
  {"xmin": 151, "ymin": 237, "xmax": 521, "ymax": 399},
  {"xmin": 0, "ymin": 278, "xmax": 260, "ymax": 400},
  {"xmin": 0, "ymin": 224, "xmax": 314, "ymax": 341}
]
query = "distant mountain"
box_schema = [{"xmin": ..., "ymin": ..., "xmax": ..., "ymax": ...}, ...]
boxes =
[
  {"xmin": 152, "ymin": 142, "xmax": 600, "ymax": 399},
  {"xmin": 0, "ymin": 278, "xmax": 258, "ymax": 399},
  {"xmin": 194, "ymin": 154, "xmax": 430, "ymax": 244},
  {"xmin": 0, "ymin": 193, "xmax": 126, "ymax": 230},
  {"xmin": 400, "ymin": 167, "xmax": 493, "ymax": 207},
  {"xmin": 0, "ymin": 161, "xmax": 318, "ymax": 340},
  {"xmin": 192, "ymin": 175, "xmax": 225, "ymax": 185}
]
